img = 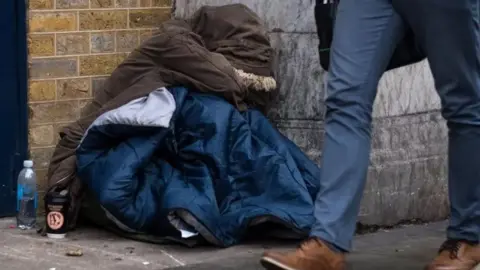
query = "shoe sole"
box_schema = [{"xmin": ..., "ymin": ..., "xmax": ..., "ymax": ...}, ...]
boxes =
[
  {"xmin": 262, "ymin": 257, "xmax": 480, "ymax": 270},
  {"xmin": 426, "ymin": 263, "xmax": 480, "ymax": 270},
  {"xmin": 260, "ymin": 257, "xmax": 300, "ymax": 270}
]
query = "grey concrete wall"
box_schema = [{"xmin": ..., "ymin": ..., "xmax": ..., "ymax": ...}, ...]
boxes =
[{"xmin": 174, "ymin": 0, "xmax": 449, "ymax": 225}]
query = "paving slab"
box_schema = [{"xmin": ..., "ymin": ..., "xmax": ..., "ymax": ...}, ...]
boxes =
[{"xmin": 0, "ymin": 218, "xmax": 447, "ymax": 270}]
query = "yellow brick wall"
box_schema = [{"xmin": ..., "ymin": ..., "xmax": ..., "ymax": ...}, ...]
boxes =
[{"xmin": 28, "ymin": 0, "xmax": 172, "ymax": 195}]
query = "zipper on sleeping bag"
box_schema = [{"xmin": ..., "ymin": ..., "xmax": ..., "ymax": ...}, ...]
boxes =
[{"xmin": 169, "ymin": 122, "xmax": 179, "ymax": 155}]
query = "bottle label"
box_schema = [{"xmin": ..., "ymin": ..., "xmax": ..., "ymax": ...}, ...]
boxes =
[
  {"xmin": 16, "ymin": 185, "xmax": 38, "ymax": 211},
  {"xmin": 16, "ymin": 184, "xmax": 23, "ymax": 212}
]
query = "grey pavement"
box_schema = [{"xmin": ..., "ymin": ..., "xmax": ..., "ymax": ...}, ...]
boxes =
[{"xmin": 0, "ymin": 218, "xmax": 446, "ymax": 270}]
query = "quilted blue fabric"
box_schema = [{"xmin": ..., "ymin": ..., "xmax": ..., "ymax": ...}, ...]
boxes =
[{"xmin": 77, "ymin": 87, "xmax": 321, "ymax": 247}]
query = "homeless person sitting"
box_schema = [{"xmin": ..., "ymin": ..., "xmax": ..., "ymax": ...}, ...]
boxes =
[{"xmin": 40, "ymin": 4, "xmax": 323, "ymax": 247}]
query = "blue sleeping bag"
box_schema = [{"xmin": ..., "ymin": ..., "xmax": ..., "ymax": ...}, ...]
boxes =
[{"xmin": 76, "ymin": 86, "xmax": 321, "ymax": 247}]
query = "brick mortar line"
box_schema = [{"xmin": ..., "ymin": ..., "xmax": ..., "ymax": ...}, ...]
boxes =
[
  {"xmin": 31, "ymin": 74, "xmax": 116, "ymax": 80},
  {"xmin": 88, "ymin": 31, "xmax": 93, "ymax": 56},
  {"xmin": 31, "ymin": 51, "xmax": 128, "ymax": 59},
  {"xmin": 76, "ymin": 10, "xmax": 80, "ymax": 31},
  {"xmin": 76, "ymin": 55, "xmax": 81, "ymax": 77},
  {"xmin": 29, "ymin": 27, "xmax": 158, "ymax": 35},
  {"xmin": 29, "ymin": 7, "xmax": 170, "ymax": 12},
  {"xmin": 89, "ymin": 68, "xmax": 94, "ymax": 97},
  {"xmin": 30, "ymin": 145, "xmax": 58, "ymax": 150},
  {"xmin": 53, "ymin": 32, "xmax": 57, "ymax": 58},
  {"xmin": 114, "ymin": 23, "xmax": 119, "ymax": 52},
  {"xmin": 29, "ymin": 96, "xmax": 93, "ymax": 103},
  {"xmin": 30, "ymin": 75, "xmax": 108, "ymax": 81},
  {"xmin": 127, "ymin": 8, "xmax": 131, "ymax": 36},
  {"xmin": 30, "ymin": 121, "xmax": 74, "ymax": 127}
]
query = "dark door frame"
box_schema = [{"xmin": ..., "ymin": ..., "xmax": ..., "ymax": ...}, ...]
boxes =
[{"xmin": 0, "ymin": 0, "xmax": 29, "ymax": 217}]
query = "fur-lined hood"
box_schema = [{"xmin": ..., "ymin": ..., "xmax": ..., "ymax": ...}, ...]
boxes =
[
  {"xmin": 188, "ymin": 4, "xmax": 277, "ymax": 107},
  {"xmin": 189, "ymin": 4, "xmax": 274, "ymax": 77}
]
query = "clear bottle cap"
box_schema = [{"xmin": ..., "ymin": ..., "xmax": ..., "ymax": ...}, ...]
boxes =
[{"xmin": 23, "ymin": 160, "xmax": 33, "ymax": 168}]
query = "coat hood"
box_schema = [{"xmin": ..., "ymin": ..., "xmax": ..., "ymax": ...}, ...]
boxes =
[
  {"xmin": 188, "ymin": 4, "xmax": 276, "ymax": 92},
  {"xmin": 189, "ymin": 4, "xmax": 273, "ymax": 77}
]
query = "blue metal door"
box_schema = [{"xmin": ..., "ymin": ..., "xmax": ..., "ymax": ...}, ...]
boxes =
[{"xmin": 0, "ymin": 0, "xmax": 28, "ymax": 217}]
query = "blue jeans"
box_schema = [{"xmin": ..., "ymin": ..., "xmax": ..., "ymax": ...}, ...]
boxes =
[{"xmin": 311, "ymin": 0, "xmax": 480, "ymax": 252}]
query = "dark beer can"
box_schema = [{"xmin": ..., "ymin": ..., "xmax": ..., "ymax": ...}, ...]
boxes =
[{"xmin": 45, "ymin": 190, "xmax": 70, "ymax": 239}]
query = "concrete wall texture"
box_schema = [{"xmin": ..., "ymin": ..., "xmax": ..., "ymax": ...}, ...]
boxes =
[
  {"xmin": 175, "ymin": 0, "xmax": 449, "ymax": 225},
  {"xmin": 26, "ymin": 0, "xmax": 450, "ymax": 225}
]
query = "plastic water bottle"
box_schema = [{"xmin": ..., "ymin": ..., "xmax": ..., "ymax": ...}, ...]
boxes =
[{"xmin": 16, "ymin": 160, "xmax": 37, "ymax": 230}]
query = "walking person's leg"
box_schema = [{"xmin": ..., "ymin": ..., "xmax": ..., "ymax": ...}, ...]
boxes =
[
  {"xmin": 393, "ymin": 0, "xmax": 480, "ymax": 269},
  {"xmin": 261, "ymin": 0, "xmax": 406, "ymax": 269}
]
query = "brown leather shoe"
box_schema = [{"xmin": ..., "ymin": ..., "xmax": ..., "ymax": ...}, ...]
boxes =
[
  {"xmin": 260, "ymin": 238, "xmax": 346, "ymax": 270},
  {"xmin": 425, "ymin": 240, "xmax": 480, "ymax": 270}
]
